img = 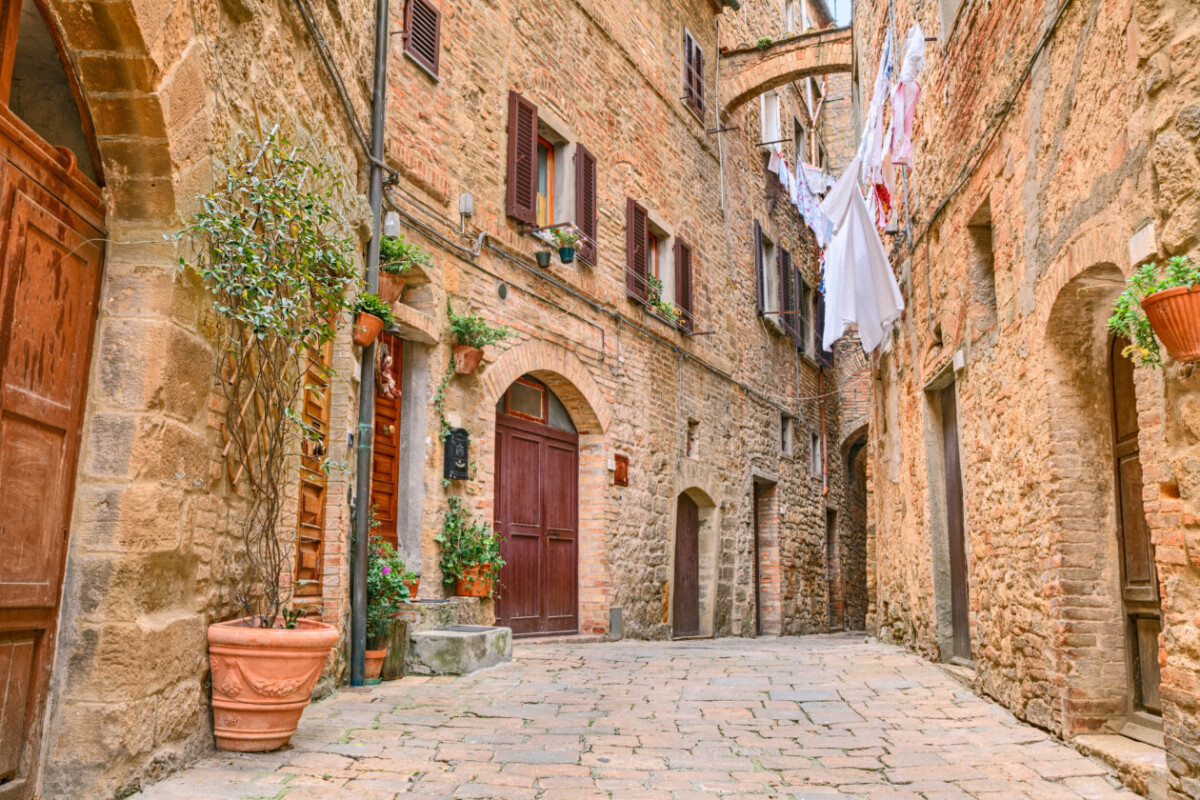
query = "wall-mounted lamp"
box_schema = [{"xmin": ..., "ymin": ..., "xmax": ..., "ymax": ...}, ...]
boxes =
[
  {"xmin": 383, "ymin": 210, "xmax": 401, "ymax": 237},
  {"xmin": 458, "ymin": 193, "xmax": 474, "ymax": 234}
]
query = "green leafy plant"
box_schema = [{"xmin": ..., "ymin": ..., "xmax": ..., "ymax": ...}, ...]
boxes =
[
  {"xmin": 1108, "ymin": 255, "xmax": 1200, "ymax": 368},
  {"xmin": 447, "ymin": 302, "xmax": 511, "ymax": 348},
  {"xmin": 433, "ymin": 359, "xmax": 455, "ymax": 443},
  {"xmin": 757, "ymin": 36, "xmax": 774, "ymax": 49},
  {"xmin": 435, "ymin": 496, "xmax": 505, "ymax": 586},
  {"xmin": 647, "ymin": 274, "xmax": 681, "ymax": 324},
  {"xmin": 179, "ymin": 132, "xmax": 358, "ymax": 628},
  {"xmin": 547, "ymin": 227, "xmax": 581, "ymax": 249},
  {"xmin": 355, "ymin": 292, "xmax": 395, "ymax": 327},
  {"xmin": 367, "ymin": 535, "xmax": 410, "ymax": 647},
  {"xmin": 379, "ymin": 234, "xmax": 434, "ymax": 275}
]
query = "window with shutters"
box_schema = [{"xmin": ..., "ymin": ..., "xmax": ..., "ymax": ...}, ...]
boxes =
[
  {"xmin": 798, "ymin": 279, "xmax": 815, "ymax": 356},
  {"xmin": 777, "ymin": 246, "xmax": 796, "ymax": 338},
  {"xmin": 683, "ymin": 29, "xmax": 705, "ymax": 118},
  {"xmin": 756, "ymin": 226, "xmax": 781, "ymax": 331},
  {"xmin": 761, "ymin": 91, "xmax": 781, "ymax": 146},
  {"xmin": 404, "ymin": 0, "xmax": 441, "ymax": 78},
  {"xmin": 815, "ymin": 288, "xmax": 834, "ymax": 367},
  {"xmin": 536, "ymin": 136, "xmax": 554, "ymax": 226},
  {"xmin": 294, "ymin": 342, "xmax": 332, "ymax": 604},
  {"xmin": 675, "ymin": 237, "xmax": 695, "ymax": 331}
]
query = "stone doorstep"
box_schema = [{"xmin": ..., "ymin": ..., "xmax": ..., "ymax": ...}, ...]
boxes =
[
  {"xmin": 408, "ymin": 625, "xmax": 513, "ymax": 676},
  {"xmin": 1074, "ymin": 733, "xmax": 1169, "ymax": 800},
  {"xmin": 515, "ymin": 632, "xmax": 608, "ymax": 646},
  {"xmin": 937, "ymin": 661, "xmax": 977, "ymax": 690}
]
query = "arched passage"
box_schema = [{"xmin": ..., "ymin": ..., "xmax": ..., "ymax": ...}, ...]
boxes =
[
  {"xmin": 718, "ymin": 26, "xmax": 853, "ymax": 119},
  {"xmin": 840, "ymin": 426, "xmax": 869, "ymax": 631}
]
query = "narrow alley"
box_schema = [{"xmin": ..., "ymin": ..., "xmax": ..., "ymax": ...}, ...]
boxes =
[{"xmin": 133, "ymin": 636, "xmax": 1138, "ymax": 800}]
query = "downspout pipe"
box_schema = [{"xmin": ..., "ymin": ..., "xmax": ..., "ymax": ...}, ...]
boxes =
[{"xmin": 350, "ymin": 0, "xmax": 390, "ymax": 687}]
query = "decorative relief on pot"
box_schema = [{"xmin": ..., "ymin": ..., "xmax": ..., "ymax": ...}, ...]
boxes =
[
  {"xmin": 218, "ymin": 712, "xmax": 241, "ymax": 728},
  {"xmin": 218, "ymin": 672, "xmax": 242, "ymax": 698}
]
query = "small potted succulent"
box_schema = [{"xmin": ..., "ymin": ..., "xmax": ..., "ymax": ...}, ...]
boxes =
[
  {"xmin": 435, "ymin": 496, "xmax": 505, "ymax": 598},
  {"xmin": 366, "ymin": 534, "xmax": 410, "ymax": 680},
  {"xmin": 353, "ymin": 292, "xmax": 394, "ymax": 347},
  {"xmin": 448, "ymin": 302, "xmax": 511, "ymax": 374},
  {"xmin": 548, "ymin": 227, "xmax": 582, "ymax": 264},
  {"xmin": 1109, "ymin": 255, "xmax": 1200, "ymax": 366},
  {"xmin": 378, "ymin": 234, "xmax": 434, "ymax": 304}
]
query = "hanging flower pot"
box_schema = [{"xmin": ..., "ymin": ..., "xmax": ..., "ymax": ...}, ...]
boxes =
[
  {"xmin": 378, "ymin": 272, "xmax": 406, "ymax": 305},
  {"xmin": 558, "ymin": 247, "xmax": 576, "ymax": 264},
  {"xmin": 535, "ymin": 251, "xmax": 553, "ymax": 268},
  {"xmin": 1142, "ymin": 286, "xmax": 1200, "ymax": 363},
  {"xmin": 208, "ymin": 617, "xmax": 338, "ymax": 752},
  {"xmin": 452, "ymin": 344, "xmax": 484, "ymax": 374},
  {"xmin": 455, "ymin": 563, "xmax": 494, "ymax": 598},
  {"xmin": 353, "ymin": 311, "xmax": 385, "ymax": 347},
  {"xmin": 364, "ymin": 647, "xmax": 387, "ymax": 680}
]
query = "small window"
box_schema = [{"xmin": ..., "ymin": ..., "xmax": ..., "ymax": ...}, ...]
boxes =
[
  {"xmin": 536, "ymin": 136, "xmax": 554, "ymax": 226},
  {"xmin": 505, "ymin": 378, "xmax": 546, "ymax": 422},
  {"xmin": 648, "ymin": 230, "xmax": 660, "ymax": 282},
  {"xmin": 794, "ymin": 116, "xmax": 809, "ymax": 164},
  {"xmin": 687, "ymin": 419, "xmax": 699, "ymax": 458},
  {"xmin": 784, "ymin": 0, "xmax": 796, "ymax": 34},
  {"xmin": 781, "ymin": 415, "xmax": 795, "ymax": 458},
  {"xmin": 404, "ymin": 0, "xmax": 441, "ymax": 78},
  {"xmin": 968, "ymin": 199, "xmax": 997, "ymax": 333},
  {"xmin": 683, "ymin": 29, "xmax": 705, "ymax": 118},
  {"xmin": 759, "ymin": 232, "xmax": 779, "ymax": 326},
  {"xmin": 761, "ymin": 91, "xmax": 781, "ymax": 146},
  {"xmin": 811, "ymin": 432, "xmax": 822, "ymax": 475}
]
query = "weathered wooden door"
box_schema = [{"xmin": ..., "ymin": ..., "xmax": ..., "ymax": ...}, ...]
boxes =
[
  {"xmin": 941, "ymin": 384, "xmax": 971, "ymax": 661},
  {"xmin": 672, "ymin": 493, "xmax": 700, "ymax": 637},
  {"xmin": 826, "ymin": 509, "xmax": 842, "ymax": 630},
  {"xmin": 0, "ymin": 105, "xmax": 104, "ymax": 797},
  {"xmin": 369, "ymin": 332, "xmax": 403, "ymax": 549},
  {"xmin": 1110, "ymin": 337, "xmax": 1162, "ymax": 714},
  {"xmin": 495, "ymin": 412, "xmax": 578, "ymax": 636},
  {"xmin": 752, "ymin": 483, "xmax": 762, "ymax": 635}
]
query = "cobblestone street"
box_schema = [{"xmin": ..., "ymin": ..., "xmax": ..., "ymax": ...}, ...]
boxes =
[{"xmin": 134, "ymin": 635, "xmax": 1136, "ymax": 800}]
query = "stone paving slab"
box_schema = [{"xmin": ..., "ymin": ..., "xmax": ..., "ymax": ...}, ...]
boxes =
[{"xmin": 133, "ymin": 634, "xmax": 1139, "ymax": 800}]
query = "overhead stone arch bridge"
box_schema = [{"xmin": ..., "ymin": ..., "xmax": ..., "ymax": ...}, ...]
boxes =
[{"xmin": 719, "ymin": 25, "xmax": 853, "ymax": 120}]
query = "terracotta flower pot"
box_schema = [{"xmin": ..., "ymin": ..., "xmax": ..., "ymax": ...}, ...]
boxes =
[
  {"xmin": 452, "ymin": 344, "xmax": 484, "ymax": 374},
  {"xmin": 1142, "ymin": 286, "xmax": 1200, "ymax": 363},
  {"xmin": 207, "ymin": 617, "xmax": 338, "ymax": 752},
  {"xmin": 404, "ymin": 578, "xmax": 419, "ymax": 600},
  {"xmin": 378, "ymin": 272, "xmax": 406, "ymax": 305},
  {"xmin": 455, "ymin": 564, "xmax": 494, "ymax": 598},
  {"xmin": 353, "ymin": 311, "xmax": 385, "ymax": 347},
  {"xmin": 365, "ymin": 648, "xmax": 387, "ymax": 680}
]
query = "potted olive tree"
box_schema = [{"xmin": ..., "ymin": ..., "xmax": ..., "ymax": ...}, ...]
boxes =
[
  {"xmin": 435, "ymin": 497, "xmax": 505, "ymax": 597},
  {"xmin": 447, "ymin": 303, "xmax": 511, "ymax": 374},
  {"xmin": 378, "ymin": 233, "xmax": 434, "ymax": 304},
  {"xmin": 366, "ymin": 534, "xmax": 410, "ymax": 680},
  {"xmin": 1109, "ymin": 255, "xmax": 1200, "ymax": 366},
  {"xmin": 181, "ymin": 133, "xmax": 356, "ymax": 752}
]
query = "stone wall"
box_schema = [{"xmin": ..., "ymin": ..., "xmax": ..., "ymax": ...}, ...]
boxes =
[{"xmin": 854, "ymin": 0, "xmax": 1200, "ymax": 797}]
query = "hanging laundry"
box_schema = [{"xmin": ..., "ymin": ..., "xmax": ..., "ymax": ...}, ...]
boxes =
[
  {"xmin": 856, "ymin": 28, "xmax": 894, "ymax": 188},
  {"xmin": 794, "ymin": 163, "xmax": 831, "ymax": 248},
  {"xmin": 820, "ymin": 156, "xmax": 905, "ymax": 354},
  {"xmin": 889, "ymin": 23, "xmax": 926, "ymax": 168}
]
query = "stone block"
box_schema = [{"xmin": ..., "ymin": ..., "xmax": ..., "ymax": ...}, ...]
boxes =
[{"xmin": 408, "ymin": 626, "xmax": 512, "ymax": 676}]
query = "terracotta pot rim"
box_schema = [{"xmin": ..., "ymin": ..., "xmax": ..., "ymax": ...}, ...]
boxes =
[
  {"xmin": 1143, "ymin": 285, "xmax": 1200, "ymax": 304},
  {"xmin": 208, "ymin": 617, "xmax": 338, "ymax": 649},
  {"xmin": 365, "ymin": 648, "xmax": 388, "ymax": 657}
]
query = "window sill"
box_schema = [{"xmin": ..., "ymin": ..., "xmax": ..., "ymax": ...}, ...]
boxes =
[{"xmin": 403, "ymin": 50, "xmax": 441, "ymax": 83}]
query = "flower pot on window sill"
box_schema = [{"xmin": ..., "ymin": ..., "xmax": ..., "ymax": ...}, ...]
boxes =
[
  {"xmin": 1142, "ymin": 286, "xmax": 1200, "ymax": 363},
  {"xmin": 455, "ymin": 564, "xmax": 494, "ymax": 598},
  {"xmin": 379, "ymin": 272, "xmax": 406, "ymax": 305},
  {"xmin": 404, "ymin": 578, "xmax": 419, "ymax": 599},
  {"xmin": 364, "ymin": 647, "xmax": 387, "ymax": 680},
  {"xmin": 535, "ymin": 251, "xmax": 553, "ymax": 268},
  {"xmin": 353, "ymin": 311, "xmax": 385, "ymax": 347},
  {"xmin": 452, "ymin": 344, "xmax": 484, "ymax": 374},
  {"xmin": 558, "ymin": 247, "xmax": 576, "ymax": 264}
]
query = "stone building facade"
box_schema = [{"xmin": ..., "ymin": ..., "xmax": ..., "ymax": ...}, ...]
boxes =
[
  {"xmin": 853, "ymin": 0, "xmax": 1200, "ymax": 797},
  {"xmin": 0, "ymin": 1, "xmax": 861, "ymax": 799}
]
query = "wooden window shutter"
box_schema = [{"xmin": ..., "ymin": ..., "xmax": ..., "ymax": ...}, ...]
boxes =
[
  {"xmin": 404, "ymin": 0, "xmax": 441, "ymax": 76},
  {"xmin": 294, "ymin": 342, "xmax": 333, "ymax": 601},
  {"xmin": 675, "ymin": 237, "xmax": 694, "ymax": 332},
  {"xmin": 815, "ymin": 289, "xmax": 834, "ymax": 367},
  {"xmin": 684, "ymin": 30, "xmax": 704, "ymax": 116},
  {"xmin": 798, "ymin": 276, "xmax": 812, "ymax": 354},
  {"xmin": 506, "ymin": 91, "xmax": 539, "ymax": 224},
  {"xmin": 575, "ymin": 143, "xmax": 598, "ymax": 264},
  {"xmin": 754, "ymin": 220, "xmax": 764, "ymax": 315},
  {"xmin": 778, "ymin": 247, "xmax": 795, "ymax": 338},
  {"xmin": 626, "ymin": 198, "xmax": 648, "ymax": 301}
]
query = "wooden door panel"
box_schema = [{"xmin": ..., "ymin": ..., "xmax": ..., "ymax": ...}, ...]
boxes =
[
  {"xmin": 0, "ymin": 416, "xmax": 64, "ymax": 607},
  {"xmin": 941, "ymin": 384, "xmax": 971, "ymax": 661},
  {"xmin": 0, "ymin": 631, "xmax": 35, "ymax": 781},
  {"xmin": 506, "ymin": 433, "xmax": 542, "ymax": 528},
  {"xmin": 673, "ymin": 493, "xmax": 700, "ymax": 637},
  {"xmin": 544, "ymin": 442, "xmax": 576, "ymax": 533},
  {"xmin": 1117, "ymin": 452, "xmax": 1155, "ymax": 600},
  {"xmin": 368, "ymin": 333, "xmax": 402, "ymax": 549},
  {"xmin": 1136, "ymin": 616, "xmax": 1162, "ymax": 714}
]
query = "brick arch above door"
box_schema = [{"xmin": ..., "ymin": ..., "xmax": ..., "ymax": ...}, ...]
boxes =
[{"xmin": 480, "ymin": 339, "xmax": 612, "ymax": 435}]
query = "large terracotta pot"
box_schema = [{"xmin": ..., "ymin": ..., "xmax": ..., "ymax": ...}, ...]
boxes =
[
  {"xmin": 353, "ymin": 311, "xmax": 385, "ymax": 347},
  {"xmin": 1143, "ymin": 286, "xmax": 1200, "ymax": 363},
  {"xmin": 207, "ymin": 617, "xmax": 338, "ymax": 752},
  {"xmin": 455, "ymin": 564, "xmax": 494, "ymax": 598},
  {"xmin": 365, "ymin": 648, "xmax": 387, "ymax": 680},
  {"xmin": 452, "ymin": 344, "xmax": 484, "ymax": 374},
  {"xmin": 379, "ymin": 272, "xmax": 406, "ymax": 305}
]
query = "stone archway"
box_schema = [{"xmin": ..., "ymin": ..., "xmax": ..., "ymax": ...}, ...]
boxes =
[
  {"xmin": 718, "ymin": 26, "xmax": 852, "ymax": 119},
  {"xmin": 840, "ymin": 425, "xmax": 869, "ymax": 631},
  {"xmin": 668, "ymin": 486, "xmax": 719, "ymax": 639}
]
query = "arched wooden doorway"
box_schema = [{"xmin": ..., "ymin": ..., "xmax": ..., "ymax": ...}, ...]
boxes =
[
  {"xmin": 494, "ymin": 375, "xmax": 579, "ymax": 637},
  {"xmin": 0, "ymin": 1, "xmax": 105, "ymax": 795}
]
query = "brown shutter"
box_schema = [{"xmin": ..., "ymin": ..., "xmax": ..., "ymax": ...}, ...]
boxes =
[
  {"xmin": 815, "ymin": 289, "xmax": 834, "ymax": 367},
  {"xmin": 798, "ymin": 276, "xmax": 811, "ymax": 354},
  {"xmin": 626, "ymin": 198, "xmax": 648, "ymax": 301},
  {"xmin": 295, "ymin": 342, "xmax": 333, "ymax": 601},
  {"xmin": 675, "ymin": 237, "xmax": 694, "ymax": 332},
  {"xmin": 683, "ymin": 31, "xmax": 705, "ymax": 117},
  {"xmin": 506, "ymin": 91, "xmax": 538, "ymax": 224},
  {"xmin": 778, "ymin": 247, "xmax": 795, "ymax": 338},
  {"xmin": 754, "ymin": 220, "xmax": 764, "ymax": 315},
  {"xmin": 404, "ymin": 0, "xmax": 441, "ymax": 77},
  {"xmin": 575, "ymin": 144, "xmax": 598, "ymax": 265}
]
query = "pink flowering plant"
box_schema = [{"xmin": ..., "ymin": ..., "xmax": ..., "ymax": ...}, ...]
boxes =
[{"xmin": 366, "ymin": 535, "xmax": 410, "ymax": 647}]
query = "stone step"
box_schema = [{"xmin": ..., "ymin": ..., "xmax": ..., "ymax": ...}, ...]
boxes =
[
  {"xmin": 1074, "ymin": 734, "xmax": 1168, "ymax": 800},
  {"xmin": 408, "ymin": 625, "xmax": 512, "ymax": 676}
]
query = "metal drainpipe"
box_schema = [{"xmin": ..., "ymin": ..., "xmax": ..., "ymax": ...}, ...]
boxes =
[{"xmin": 350, "ymin": 0, "xmax": 390, "ymax": 687}]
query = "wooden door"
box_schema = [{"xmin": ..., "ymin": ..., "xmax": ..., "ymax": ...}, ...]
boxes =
[
  {"xmin": 826, "ymin": 509, "xmax": 842, "ymax": 630},
  {"xmin": 673, "ymin": 493, "xmax": 700, "ymax": 637},
  {"xmin": 752, "ymin": 484, "xmax": 762, "ymax": 635},
  {"xmin": 1110, "ymin": 337, "xmax": 1162, "ymax": 714},
  {"xmin": 0, "ymin": 105, "xmax": 104, "ymax": 798},
  {"xmin": 495, "ymin": 412, "xmax": 578, "ymax": 636},
  {"xmin": 369, "ymin": 332, "xmax": 402, "ymax": 549},
  {"xmin": 941, "ymin": 384, "xmax": 971, "ymax": 661}
]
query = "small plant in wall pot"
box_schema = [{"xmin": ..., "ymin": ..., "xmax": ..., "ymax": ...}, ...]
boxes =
[
  {"xmin": 378, "ymin": 234, "xmax": 433, "ymax": 304},
  {"xmin": 547, "ymin": 227, "xmax": 582, "ymax": 264},
  {"xmin": 447, "ymin": 302, "xmax": 511, "ymax": 375},
  {"xmin": 353, "ymin": 292, "xmax": 394, "ymax": 347},
  {"xmin": 647, "ymin": 274, "xmax": 682, "ymax": 325},
  {"xmin": 1108, "ymin": 255, "xmax": 1200, "ymax": 367},
  {"xmin": 435, "ymin": 496, "xmax": 505, "ymax": 598},
  {"xmin": 365, "ymin": 534, "xmax": 411, "ymax": 680}
]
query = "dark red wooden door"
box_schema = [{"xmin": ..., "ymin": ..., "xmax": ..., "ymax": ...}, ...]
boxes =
[
  {"xmin": 941, "ymin": 384, "xmax": 971, "ymax": 661},
  {"xmin": 495, "ymin": 412, "xmax": 578, "ymax": 636},
  {"xmin": 369, "ymin": 332, "xmax": 403, "ymax": 549},
  {"xmin": 1110, "ymin": 337, "xmax": 1162, "ymax": 714},
  {"xmin": 0, "ymin": 105, "xmax": 104, "ymax": 798},
  {"xmin": 673, "ymin": 493, "xmax": 700, "ymax": 637}
]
